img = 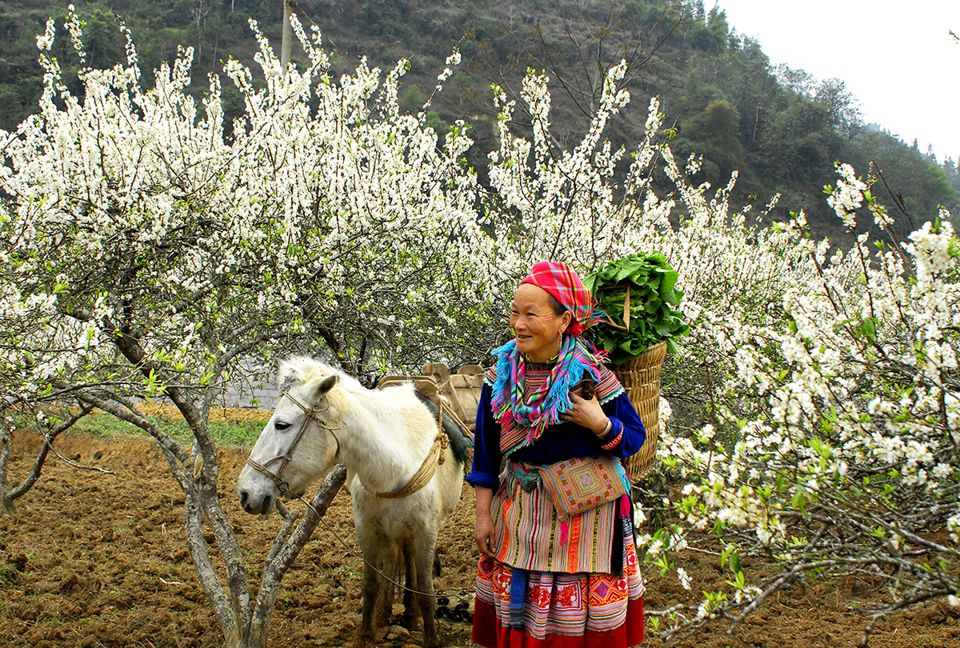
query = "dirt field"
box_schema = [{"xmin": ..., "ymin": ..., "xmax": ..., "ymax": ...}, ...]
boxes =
[{"xmin": 2, "ymin": 420, "xmax": 959, "ymax": 648}]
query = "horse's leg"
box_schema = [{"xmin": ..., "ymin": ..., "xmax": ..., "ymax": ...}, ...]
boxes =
[
  {"xmin": 373, "ymin": 543, "xmax": 398, "ymax": 634},
  {"xmin": 401, "ymin": 536, "xmax": 423, "ymax": 632},
  {"xmin": 353, "ymin": 528, "xmax": 393, "ymax": 648},
  {"xmin": 412, "ymin": 532, "xmax": 441, "ymax": 648}
]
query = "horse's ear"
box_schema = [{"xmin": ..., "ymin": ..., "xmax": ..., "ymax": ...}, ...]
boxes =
[{"xmin": 313, "ymin": 374, "xmax": 338, "ymax": 399}]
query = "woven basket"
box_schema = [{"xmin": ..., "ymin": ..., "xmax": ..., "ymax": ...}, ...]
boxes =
[{"xmin": 612, "ymin": 340, "xmax": 668, "ymax": 481}]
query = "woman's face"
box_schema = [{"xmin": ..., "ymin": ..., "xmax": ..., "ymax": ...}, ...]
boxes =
[{"xmin": 510, "ymin": 284, "xmax": 573, "ymax": 363}]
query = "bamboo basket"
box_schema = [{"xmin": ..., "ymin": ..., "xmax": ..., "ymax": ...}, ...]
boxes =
[{"xmin": 612, "ymin": 340, "xmax": 668, "ymax": 481}]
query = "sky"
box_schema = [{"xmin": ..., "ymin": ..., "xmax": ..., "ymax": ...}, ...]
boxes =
[{"xmin": 713, "ymin": 0, "xmax": 960, "ymax": 163}]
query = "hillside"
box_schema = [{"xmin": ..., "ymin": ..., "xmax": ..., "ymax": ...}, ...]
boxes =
[{"xmin": 1, "ymin": 0, "xmax": 957, "ymax": 241}]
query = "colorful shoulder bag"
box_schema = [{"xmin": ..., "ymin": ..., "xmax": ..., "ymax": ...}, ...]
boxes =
[{"xmin": 539, "ymin": 454, "xmax": 628, "ymax": 516}]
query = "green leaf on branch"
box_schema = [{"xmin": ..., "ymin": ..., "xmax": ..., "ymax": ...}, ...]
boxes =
[
  {"xmin": 792, "ymin": 489, "xmax": 808, "ymax": 515},
  {"xmin": 654, "ymin": 553, "xmax": 672, "ymax": 577},
  {"xmin": 859, "ymin": 317, "xmax": 878, "ymax": 343},
  {"xmin": 725, "ymin": 570, "xmax": 746, "ymax": 590}
]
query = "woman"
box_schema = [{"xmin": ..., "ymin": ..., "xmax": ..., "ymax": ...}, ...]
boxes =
[{"xmin": 468, "ymin": 261, "xmax": 646, "ymax": 648}]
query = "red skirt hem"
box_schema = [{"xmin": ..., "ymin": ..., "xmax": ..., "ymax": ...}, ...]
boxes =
[{"xmin": 472, "ymin": 595, "xmax": 644, "ymax": 648}]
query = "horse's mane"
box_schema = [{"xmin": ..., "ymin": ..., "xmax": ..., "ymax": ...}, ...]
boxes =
[
  {"xmin": 277, "ymin": 356, "xmax": 412, "ymax": 406},
  {"xmin": 277, "ymin": 356, "xmax": 353, "ymax": 391}
]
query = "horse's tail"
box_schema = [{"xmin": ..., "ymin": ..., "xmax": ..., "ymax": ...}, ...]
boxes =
[{"xmin": 414, "ymin": 391, "xmax": 474, "ymax": 470}]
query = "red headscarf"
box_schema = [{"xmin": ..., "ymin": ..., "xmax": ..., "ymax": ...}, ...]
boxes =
[{"xmin": 520, "ymin": 261, "xmax": 601, "ymax": 337}]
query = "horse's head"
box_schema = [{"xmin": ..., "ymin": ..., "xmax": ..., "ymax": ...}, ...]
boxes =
[{"xmin": 237, "ymin": 357, "xmax": 344, "ymax": 515}]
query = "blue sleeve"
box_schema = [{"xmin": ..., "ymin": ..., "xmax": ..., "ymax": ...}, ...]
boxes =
[
  {"xmin": 466, "ymin": 383, "xmax": 501, "ymax": 490},
  {"xmin": 599, "ymin": 392, "xmax": 647, "ymax": 458}
]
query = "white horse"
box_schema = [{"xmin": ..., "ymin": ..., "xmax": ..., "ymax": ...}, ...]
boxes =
[{"xmin": 236, "ymin": 357, "xmax": 469, "ymax": 648}]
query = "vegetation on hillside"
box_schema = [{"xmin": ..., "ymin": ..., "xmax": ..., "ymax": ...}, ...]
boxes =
[{"xmin": 0, "ymin": 0, "xmax": 958, "ymax": 240}]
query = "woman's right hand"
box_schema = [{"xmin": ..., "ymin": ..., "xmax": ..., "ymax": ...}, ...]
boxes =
[
  {"xmin": 474, "ymin": 486, "xmax": 497, "ymax": 558},
  {"xmin": 475, "ymin": 514, "xmax": 497, "ymax": 558}
]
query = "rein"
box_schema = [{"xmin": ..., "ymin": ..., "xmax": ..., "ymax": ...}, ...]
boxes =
[{"xmin": 278, "ymin": 495, "xmax": 472, "ymax": 601}]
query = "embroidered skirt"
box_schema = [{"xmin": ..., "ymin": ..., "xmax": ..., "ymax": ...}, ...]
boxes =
[{"xmin": 472, "ymin": 539, "xmax": 644, "ymax": 648}]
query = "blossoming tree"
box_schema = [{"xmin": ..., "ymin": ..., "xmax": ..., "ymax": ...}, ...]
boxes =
[
  {"xmin": 653, "ymin": 175, "xmax": 960, "ymax": 641},
  {"xmin": 0, "ymin": 8, "xmax": 493, "ymax": 647}
]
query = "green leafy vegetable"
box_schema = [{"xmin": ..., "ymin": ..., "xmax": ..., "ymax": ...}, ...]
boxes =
[{"xmin": 583, "ymin": 253, "xmax": 689, "ymax": 364}]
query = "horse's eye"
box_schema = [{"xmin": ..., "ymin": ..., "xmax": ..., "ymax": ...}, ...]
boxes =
[{"xmin": 274, "ymin": 421, "xmax": 291, "ymax": 432}]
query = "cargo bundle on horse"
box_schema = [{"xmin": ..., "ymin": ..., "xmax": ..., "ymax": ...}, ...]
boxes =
[{"xmin": 236, "ymin": 357, "xmax": 472, "ymax": 648}]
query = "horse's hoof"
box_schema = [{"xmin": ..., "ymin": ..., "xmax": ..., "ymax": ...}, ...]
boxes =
[
  {"xmin": 421, "ymin": 623, "xmax": 442, "ymax": 648},
  {"xmin": 351, "ymin": 639, "xmax": 370, "ymax": 648},
  {"xmin": 403, "ymin": 612, "xmax": 424, "ymax": 632}
]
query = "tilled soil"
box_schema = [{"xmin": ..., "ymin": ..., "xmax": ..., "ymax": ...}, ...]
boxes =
[{"xmin": 1, "ymin": 420, "xmax": 958, "ymax": 648}]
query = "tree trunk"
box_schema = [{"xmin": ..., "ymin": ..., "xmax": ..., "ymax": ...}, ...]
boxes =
[
  {"xmin": 248, "ymin": 466, "xmax": 347, "ymax": 644},
  {"xmin": 99, "ymin": 313, "xmax": 351, "ymax": 647},
  {"xmin": 186, "ymin": 463, "xmax": 347, "ymax": 647}
]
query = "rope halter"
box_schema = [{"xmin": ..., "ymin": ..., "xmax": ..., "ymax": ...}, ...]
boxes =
[{"xmin": 244, "ymin": 388, "xmax": 341, "ymax": 496}]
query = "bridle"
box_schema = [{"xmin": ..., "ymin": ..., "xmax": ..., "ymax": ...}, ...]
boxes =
[
  {"xmin": 244, "ymin": 389, "xmax": 341, "ymax": 496},
  {"xmin": 245, "ymin": 377, "xmax": 451, "ymax": 499}
]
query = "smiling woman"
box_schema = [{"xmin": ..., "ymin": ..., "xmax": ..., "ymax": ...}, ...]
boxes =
[
  {"xmin": 468, "ymin": 261, "xmax": 648, "ymax": 648},
  {"xmin": 509, "ymin": 284, "xmax": 572, "ymax": 363}
]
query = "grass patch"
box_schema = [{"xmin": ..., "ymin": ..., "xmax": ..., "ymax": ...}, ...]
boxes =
[
  {"xmin": 71, "ymin": 415, "xmax": 142, "ymax": 438},
  {"xmin": 145, "ymin": 416, "xmax": 265, "ymax": 447}
]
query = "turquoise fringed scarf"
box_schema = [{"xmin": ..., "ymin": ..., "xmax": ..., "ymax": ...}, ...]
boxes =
[{"xmin": 489, "ymin": 335, "xmax": 605, "ymax": 456}]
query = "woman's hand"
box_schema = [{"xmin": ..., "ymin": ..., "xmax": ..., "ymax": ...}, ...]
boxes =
[
  {"xmin": 560, "ymin": 393, "xmax": 610, "ymax": 438},
  {"xmin": 474, "ymin": 486, "xmax": 497, "ymax": 559},
  {"xmin": 475, "ymin": 514, "xmax": 497, "ymax": 558}
]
